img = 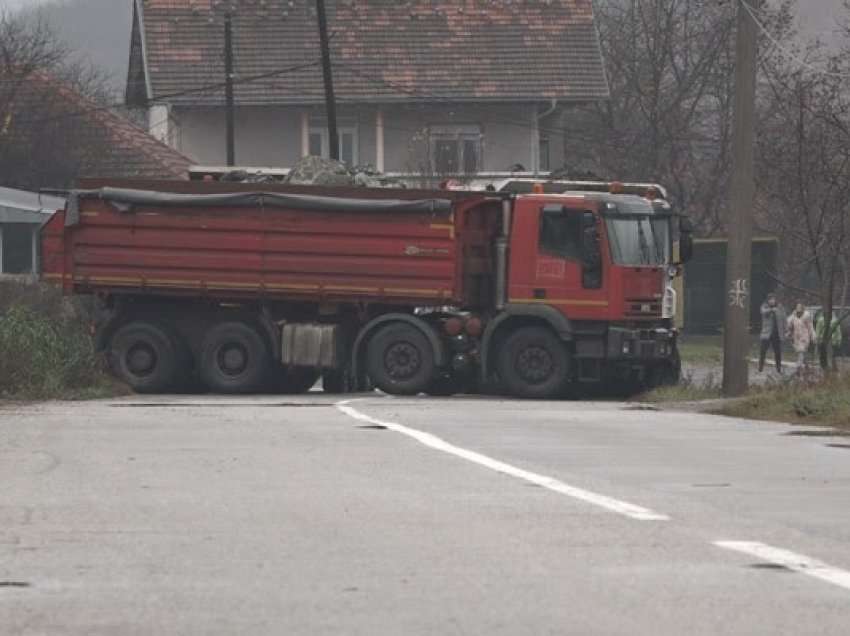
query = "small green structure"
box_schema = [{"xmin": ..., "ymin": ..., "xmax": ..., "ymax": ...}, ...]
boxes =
[{"xmin": 683, "ymin": 237, "xmax": 779, "ymax": 334}]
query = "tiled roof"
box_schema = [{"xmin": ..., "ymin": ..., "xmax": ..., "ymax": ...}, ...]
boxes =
[
  {"xmin": 5, "ymin": 72, "xmax": 191, "ymax": 182},
  {"xmin": 131, "ymin": 0, "xmax": 609, "ymax": 106}
]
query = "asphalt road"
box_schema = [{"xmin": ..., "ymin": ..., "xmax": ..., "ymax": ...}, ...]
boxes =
[{"xmin": 1, "ymin": 394, "xmax": 849, "ymax": 635}]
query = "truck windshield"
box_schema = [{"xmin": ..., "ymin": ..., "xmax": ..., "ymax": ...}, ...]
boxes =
[{"xmin": 606, "ymin": 215, "xmax": 670, "ymax": 266}]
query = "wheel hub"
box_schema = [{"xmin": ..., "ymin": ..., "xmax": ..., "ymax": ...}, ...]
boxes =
[
  {"xmin": 516, "ymin": 346, "xmax": 554, "ymax": 384},
  {"xmin": 218, "ymin": 344, "xmax": 248, "ymax": 376},
  {"xmin": 384, "ymin": 341, "xmax": 421, "ymax": 380},
  {"xmin": 126, "ymin": 343, "xmax": 156, "ymax": 376}
]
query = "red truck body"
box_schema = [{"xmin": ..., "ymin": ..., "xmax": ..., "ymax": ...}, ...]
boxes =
[
  {"xmin": 41, "ymin": 179, "xmax": 685, "ymax": 398},
  {"xmin": 42, "ymin": 180, "xmax": 501, "ymax": 309}
]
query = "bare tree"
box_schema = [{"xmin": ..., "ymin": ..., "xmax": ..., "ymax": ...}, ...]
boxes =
[
  {"xmin": 756, "ymin": 38, "xmax": 850, "ymax": 370},
  {"xmin": 565, "ymin": 0, "xmax": 795, "ymax": 236},
  {"xmin": 0, "ymin": 10, "xmax": 113, "ymax": 190}
]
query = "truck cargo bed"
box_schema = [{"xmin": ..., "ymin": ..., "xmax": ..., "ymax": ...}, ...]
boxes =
[{"xmin": 41, "ymin": 181, "xmax": 501, "ymax": 309}]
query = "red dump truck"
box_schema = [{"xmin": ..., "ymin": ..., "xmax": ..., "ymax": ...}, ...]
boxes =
[{"xmin": 41, "ymin": 179, "xmax": 693, "ymax": 398}]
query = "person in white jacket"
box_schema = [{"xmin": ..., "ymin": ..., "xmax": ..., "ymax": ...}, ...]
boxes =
[{"xmin": 786, "ymin": 303, "xmax": 816, "ymax": 370}]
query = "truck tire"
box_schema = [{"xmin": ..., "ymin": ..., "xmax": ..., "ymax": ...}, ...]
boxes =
[
  {"xmin": 110, "ymin": 321, "xmax": 181, "ymax": 394},
  {"xmin": 279, "ymin": 367, "xmax": 320, "ymax": 394},
  {"xmin": 366, "ymin": 323, "xmax": 435, "ymax": 395},
  {"xmin": 200, "ymin": 321, "xmax": 271, "ymax": 394},
  {"xmin": 498, "ymin": 326, "xmax": 569, "ymax": 399}
]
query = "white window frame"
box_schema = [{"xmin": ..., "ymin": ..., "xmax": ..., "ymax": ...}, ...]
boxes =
[
  {"xmin": 308, "ymin": 124, "xmax": 359, "ymax": 165},
  {"xmin": 429, "ymin": 124, "xmax": 482, "ymax": 175}
]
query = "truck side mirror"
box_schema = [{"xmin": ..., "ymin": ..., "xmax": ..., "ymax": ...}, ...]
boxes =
[{"xmin": 679, "ymin": 216, "xmax": 694, "ymax": 264}]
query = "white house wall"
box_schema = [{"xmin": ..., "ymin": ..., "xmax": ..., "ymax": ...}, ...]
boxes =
[
  {"xmin": 167, "ymin": 103, "xmax": 565, "ymax": 173},
  {"xmin": 174, "ymin": 106, "xmax": 304, "ymax": 167}
]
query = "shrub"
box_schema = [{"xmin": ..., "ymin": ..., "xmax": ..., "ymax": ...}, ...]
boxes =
[{"xmin": 0, "ymin": 281, "xmax": 115, "ymax": 399}]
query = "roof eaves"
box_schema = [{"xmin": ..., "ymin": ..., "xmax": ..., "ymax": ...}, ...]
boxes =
[
  {"xmin": 135, "ymin": 0, "xmax": 153, "ymax": 102},
  {"xmin": 165, "ymin": 95, "xmax": 609, "ymax": 107}
]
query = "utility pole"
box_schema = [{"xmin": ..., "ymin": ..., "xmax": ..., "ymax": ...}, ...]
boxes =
[
  {"xmin": 316, "ymin": 0, "xmax": 339, "ymax": 160},
  {"xmin": 224, "ymin": 11, "xmax": 236, "ymax": 167},
  {"xmin": 723, "ymin": 0, "xmax": 761, "ymax": 396}
]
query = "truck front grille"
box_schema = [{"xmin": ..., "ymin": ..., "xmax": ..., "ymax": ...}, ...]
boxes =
[{"xmin": 625, "ymin": 297, "xmax": 662, "ymax": 318}]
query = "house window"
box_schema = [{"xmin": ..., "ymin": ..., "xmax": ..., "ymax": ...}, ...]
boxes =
[
  {"xmin": 0, "ymin": 224, "xmax": 36, "ymax": 274},
  {"xmin": 308, "ymin": 125, "xmax": 359, "ymax": 166},
  {"xmin": 430, "ymin": 125, "xmax": 482, "ymax": 174},
  {"xmin": 539, "ymin": 134, "xmax": 551, "ymax": 172}
]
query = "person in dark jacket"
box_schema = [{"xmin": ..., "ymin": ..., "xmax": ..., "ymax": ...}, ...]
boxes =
[{"xmin": 758, "ymin": 293, "xmax": 787, "ymax": 373}]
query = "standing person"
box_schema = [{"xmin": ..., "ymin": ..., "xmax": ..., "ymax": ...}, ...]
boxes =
[
  {"xmin": 786, "ymin": 303, "xmax": 816, "ymax": 370},
  {"xmin": 758, "ymin": 293, "xmax": 787, "ymax": 373},
  {"xmin": 815, "ymin": 310, "xmax": 844, "ymax": 371}
]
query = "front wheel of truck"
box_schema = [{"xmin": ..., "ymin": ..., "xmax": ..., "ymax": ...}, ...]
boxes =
[
  {"xmin": 110, "ymin": 321, "xmax": 181, "ymax": 394},
  {"xmin": 366, "ymin": 323, "xmax": 435, "ymax": 395},
  {"xmin": 498, "ymin": 326, "xmax": 569, "ymax": 399}
]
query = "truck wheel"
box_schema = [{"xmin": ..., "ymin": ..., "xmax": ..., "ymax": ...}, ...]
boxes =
[
  {"xmin": 110, "ymin": 321, "xmax": 180, "ymax": 394},
  {"xmin": 200, "ymin": 322, "xmax": 270, "ymax": 394},
  {"xmin": 279, "ymin": 367, "xmax": 320, "ymax": 394},
  {"xmin": 498, "ymin": 326, "xmax": 569, "ymax": 399},
  {"xmin": 366, "ymin": 323, "xmax": 435, "ymax": 395}
]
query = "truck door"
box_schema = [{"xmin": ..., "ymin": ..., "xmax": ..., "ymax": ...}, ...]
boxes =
[{"xmin": 531, "ymin": 204, "xmax": 608, "ymax": 319}]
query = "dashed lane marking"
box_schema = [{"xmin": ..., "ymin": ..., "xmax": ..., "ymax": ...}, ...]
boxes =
[
  {"xmin": 715, "ymin": 541, "xmax": 850, "ymax": 592},
  {"xmin": 335, "ymin": 401, "xmax": 670, "ymax": 522}
]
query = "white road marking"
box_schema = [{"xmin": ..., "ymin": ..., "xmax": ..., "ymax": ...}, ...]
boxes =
[
  {"xmin": 715, "ymin": 541, "xmax": 850, "ymax": 591},
  {"xmin": 335, "ymin": 401, "xmax": 669, "ymax": 521}
]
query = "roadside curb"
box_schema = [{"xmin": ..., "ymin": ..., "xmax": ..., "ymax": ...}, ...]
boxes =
[{"xmin": 638, "ymin": 396, "xmax": 750, "ymax": 414}]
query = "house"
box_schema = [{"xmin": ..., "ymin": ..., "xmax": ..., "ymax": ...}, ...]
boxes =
[
  {"xmin": 0, "ymin": 187, "xmax": 65, "ymax": 276},
  {"xmin": 0, "ymin": 70, "xmax": 194, "ymax": 274},
  {"xmin": 126, "ymin": 0, "xmax": 609, "ymax": 179},
  {"xmin": 0, "ymin": 70, "xmax": 194, "ymax": 192}
]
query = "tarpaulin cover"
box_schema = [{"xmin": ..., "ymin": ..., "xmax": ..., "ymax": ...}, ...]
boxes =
[{"xmin": 65, "ymin": 187, "xmax": 453, "ymax": 226}]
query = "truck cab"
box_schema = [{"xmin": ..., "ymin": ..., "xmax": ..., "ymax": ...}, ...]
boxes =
[{"xmin": 482, "ymin": 183, "xmax": 692, "ymax": 394}]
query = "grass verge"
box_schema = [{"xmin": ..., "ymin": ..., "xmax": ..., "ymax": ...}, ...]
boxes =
[
  {"xmin": 639, "ymin": 370, "xmax": 723, "ymax": 403},
  {"xmin": 0, "ymin": 280, "xmax": 126, "ymax": 401},
  {"xmin": 717, "ymin": 374, "xmax": 850, "ymax": 431},
  {"xmin": 678, "ymin": 336, "xmax": 725, "ymax": 366}
]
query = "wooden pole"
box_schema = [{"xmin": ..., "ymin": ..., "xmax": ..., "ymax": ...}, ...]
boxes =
[
  {"xmin": 224, "ymin": 11, "xmax": 236, "ymax": 167},
  {"xmin": 316, "ymin": 0, "xmax": 340, "ymax": 161},
  {"xmin": 723, "ymin": 0, "xmax": 761, "ymax": 396}
]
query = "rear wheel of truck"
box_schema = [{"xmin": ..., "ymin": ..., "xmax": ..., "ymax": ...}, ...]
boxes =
[
  {"xmin": 498, "ymin": 326, "xmax": 569, "ymax": 399},
  {"xmin": 366, "ymin": 323, "xmax": 435, "ymax": 395},
  {"xmin": 110, "ymin": 321, "xmax": 181, "ymax": 394},
  {"xmin": 200, "ymin": 322, "xmax": 271, "ymax": 394}
]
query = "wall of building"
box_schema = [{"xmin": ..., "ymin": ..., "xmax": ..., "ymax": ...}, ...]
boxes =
[
  {"xmin": 173, "ymin": 106, "xmax": 304, "ymax": 167},
  {"xmin": 166, "ymin": 102, "xmax": 560, "ymax": 173}
]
